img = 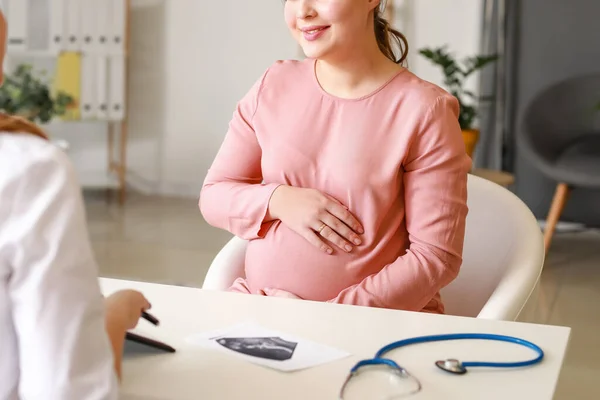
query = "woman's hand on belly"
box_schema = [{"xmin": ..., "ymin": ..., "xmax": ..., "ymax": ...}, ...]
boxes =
[{"xmin": 267, "ymin": 185, "xmax": 364, "ymax": 254}]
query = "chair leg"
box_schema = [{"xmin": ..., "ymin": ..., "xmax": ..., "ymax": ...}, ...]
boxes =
[{"xmin": 544, "ymin": 183, "xmax": 571, "ymax": 253}]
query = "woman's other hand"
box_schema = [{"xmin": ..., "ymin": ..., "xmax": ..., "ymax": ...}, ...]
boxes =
[
  {"xmin": 261, "ymin": 288, "xmax": 302, "ymax": 300},
  {"xmin": 267, "ymin": 185, "xmax": 364, "ymax": 254},
  {"xmin": 104, "ymin": 290, "xmax": 151, "ymax": 332}
]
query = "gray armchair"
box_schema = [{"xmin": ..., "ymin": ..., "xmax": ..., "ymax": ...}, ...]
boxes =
[{"xmin": 520, "ymin": 73, "xmax": 600, "ymax": 252}]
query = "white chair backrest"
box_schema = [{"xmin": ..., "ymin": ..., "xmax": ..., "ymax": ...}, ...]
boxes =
[
  {"xmin": 202, "ymin": 235, "xmax": 246, "ymax": 291},
  {"xmin": 441, "ymin": 175, "xmax": 544, "ymax": 320},
  {"xmin": 203, "ymin": 175, "xmax": 545, "ymax": 321}
]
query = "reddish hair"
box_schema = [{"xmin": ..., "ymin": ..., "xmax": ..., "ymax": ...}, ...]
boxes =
[{"xmin": 0, "ymin": 113, "xmax": 48, "ymax": 140}]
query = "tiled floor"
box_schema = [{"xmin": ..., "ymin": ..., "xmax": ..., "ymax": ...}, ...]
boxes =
[
  {"xmin": 87, "ymin": 191, "xmax": 232, "ymax": 287},
  {"xmin": 86, "ymin": 191, "xmax": 600, "ymax": 400}
]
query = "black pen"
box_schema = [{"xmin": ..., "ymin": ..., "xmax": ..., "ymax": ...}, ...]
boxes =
[{"xmin": 142, "ymin": 311, "xmax": 159, "ymax": 326}]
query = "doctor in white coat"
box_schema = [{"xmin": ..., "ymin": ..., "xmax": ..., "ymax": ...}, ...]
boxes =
[{"xmin": 0, "ymin": 10, "xmax": 151, "ymax": 399}]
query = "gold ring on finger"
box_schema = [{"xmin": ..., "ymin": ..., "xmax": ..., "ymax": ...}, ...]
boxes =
[{"xmin": 318, "ymin": 223, "xmax": 327, "ymax": 234}]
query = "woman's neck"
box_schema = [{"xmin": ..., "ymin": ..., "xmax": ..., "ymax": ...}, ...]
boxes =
[{"xmin": 315, "ymin": 43, "xmax": 402, "ymax": 99}]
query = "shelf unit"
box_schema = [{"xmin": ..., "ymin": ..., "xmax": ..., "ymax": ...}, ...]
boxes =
[{"xmin": 5, "ymin": 0, "xmax": 132, "ymax": 205}]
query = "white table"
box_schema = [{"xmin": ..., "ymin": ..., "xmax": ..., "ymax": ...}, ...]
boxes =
[{"xmin": 100, "ymin": 278, "xmax": 571, "ymax": 400}]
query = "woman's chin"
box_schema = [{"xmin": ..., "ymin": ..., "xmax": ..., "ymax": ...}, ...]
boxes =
[{"xmin": 298, "ymin": 44, "xmax": 331, "ymax": 60}]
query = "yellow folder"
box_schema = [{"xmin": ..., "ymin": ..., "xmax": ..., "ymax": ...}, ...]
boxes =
[{"xmin": 53, "ymin": 52, "xmax": 81, "ymax": 120}]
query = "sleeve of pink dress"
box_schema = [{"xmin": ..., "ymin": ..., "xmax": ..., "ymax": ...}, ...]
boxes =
[
  {"xmin": 199, "ymin": 70, "xmax": 280, "ymax": 240},
  {"xmin": 328, "ymin": 96, "xmax": 470, "ymax": 311}
]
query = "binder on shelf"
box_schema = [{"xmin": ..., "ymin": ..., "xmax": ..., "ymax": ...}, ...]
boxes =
[
  {"xmin": 94, "ymin": 0, "xmax": 112, "ymax": 54},
  {"xmin": 54, "ymin": 52, "xmax": 82, "ymax": 121},
  {"xmin": 107, "ymin": 55, "xmax": 126, "ymax": 121},
  {"xmin": 6, "ymin": 0, "xmax": 28, "ymax": 52},
  {"xmin": 109, "ymin": 0, "xmax": 127, "ymax": 55},
  {"xmin": 49, "ymin": 0, "xmax": 66, "ymax": 53},
  {"xmin": 108, "ymin": 55, "xmax": 126, "ymax": 121},
  {"xmin": 95, "ymin": 56, "xmax": 109, "ymax": 120},
  {"xmin": 80, "ymin": 0, "xmax": 96, "ymax": 52},
  {"xmin": 64, "ymin": 0, "xmax": 81, "ymax": 52},
  {"xmin": 80, "ymin": 55, "xmax": 96, "ymax": 120}
]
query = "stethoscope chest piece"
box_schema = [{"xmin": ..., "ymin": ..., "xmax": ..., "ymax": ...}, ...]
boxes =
[{"xmin": 435, "ymin": 359, "xmax": 467, "ymax": 375}]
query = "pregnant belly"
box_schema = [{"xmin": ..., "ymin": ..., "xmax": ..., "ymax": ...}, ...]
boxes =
[
  {"xmin": 244, "ymin": 221, "xmax": 399, "ymax": 301},
  {"xmin": 244, "ymin": 221, "xmax": 363, "ymax": 300}
]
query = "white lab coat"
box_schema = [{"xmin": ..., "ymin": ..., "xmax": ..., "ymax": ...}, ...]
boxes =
[{"xmin": 0, "ymin": 133, "xmax": 118, "ymax": 399}]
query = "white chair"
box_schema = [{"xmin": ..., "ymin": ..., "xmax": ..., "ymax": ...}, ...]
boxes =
[
  {"xmin": 202, "ymin": 175, "xmax": 545, "ymax": 321},
  {"xmin": 442, "ymin": 175, "xmax": 545, "ymax": 320},
  {"xmin": 202, "ymin": 235, "xmax": 247, "ymax": 292}
]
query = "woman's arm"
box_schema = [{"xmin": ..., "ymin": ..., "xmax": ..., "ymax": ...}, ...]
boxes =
[
  {"xmin": 7, "ymin": 143, "xmax": 119, "ymax": 399},
  {"xmin": 328, "ymin": 95, "xmax": 472, "ymax": 310},
  {"xmin": 199, "ymin": 69, "xmax": 281, "ymax": 240}
]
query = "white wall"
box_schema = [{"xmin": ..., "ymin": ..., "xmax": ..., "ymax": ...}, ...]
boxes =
[
  {"xmin": 140, "ymin": 0, "xmax": 298, "ymax": 197},
  {"xmin": 405, "ymin": 0, "xmax": 484, "ymax": 94},
  {"xmin": 125, "ymin": 0, "xmax": 167, "ymax": 193},
  {"xmin": 411, "ymin": 0, "xmax": 483, "ymax": 93}
]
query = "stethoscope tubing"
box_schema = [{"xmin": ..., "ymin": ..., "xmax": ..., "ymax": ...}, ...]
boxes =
[
  {"xmin": 340, "ymin": 333, "xmax": 544, "ymax": 399},
  {"xmin": 374, "ymin": 333, "xmax": 544, "ymax": 369}
]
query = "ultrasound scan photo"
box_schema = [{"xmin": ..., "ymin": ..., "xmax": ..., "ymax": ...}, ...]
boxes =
[
  {"xmin": 215, "ymin": 336, "xmax": 298, "ymax": 361},
  {"xmin": 187, "ymin": 323, "xmax": 350, "ymax": 371}
]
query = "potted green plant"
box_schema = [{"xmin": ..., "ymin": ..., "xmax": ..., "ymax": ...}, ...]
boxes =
[
  {"xmin": 418, "ymin": 46, "xmax": 498, "ymax": 158},
  {"xmin": 0, "ymin": 64, "xmax": 74, "ymax": 125}
]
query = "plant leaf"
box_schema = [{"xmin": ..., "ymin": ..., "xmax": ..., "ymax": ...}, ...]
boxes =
[
  {"xmin": 464, "ymin": 90, "xmax": 477, "ymax": 99},
  {"xmin": 463, "ymin": 54, "xmax": 499, "ymax": 77},
  {"xmin": 0, "ymin": 63, "xmax": 74, "ymax": 124},
  {"xmin": 419, "ymin": 47, "xmax": 501, "ymax": 130}
]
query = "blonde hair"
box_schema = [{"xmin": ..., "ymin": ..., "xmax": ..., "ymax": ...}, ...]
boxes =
[{"xmin": 0, "ymin": 113, "xmax": 48, "ymax": 140}]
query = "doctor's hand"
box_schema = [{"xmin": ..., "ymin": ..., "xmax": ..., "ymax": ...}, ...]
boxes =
[
  {"xmin": 104, "ymin": 290, "xmax": 151, "ymax": 380},
  {"xmin": 261, "ymin": 288, "xmax": 302, "ymax": 300},
  {"xmin": 267, "ymin": 185, "xmax": 364, "ymax": 254},
  {"xmin": 105, "ymin": 290, "xmax": 151, "ymax": 332}
]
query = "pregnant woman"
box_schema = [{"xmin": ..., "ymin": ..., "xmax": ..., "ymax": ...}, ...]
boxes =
[{"xmin": 200, "ymin": 0, "xmax": 471, "ymax": 313}]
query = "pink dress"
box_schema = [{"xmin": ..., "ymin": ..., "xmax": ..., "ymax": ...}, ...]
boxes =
[{"xmin": 200, "ymin": 59, "xmax": 471, "ymax": 313}]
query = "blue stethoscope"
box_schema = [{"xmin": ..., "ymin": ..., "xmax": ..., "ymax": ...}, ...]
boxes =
[{"xmin": 339, "ymin": 333, "xmax": 544, "ymax": 399}]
